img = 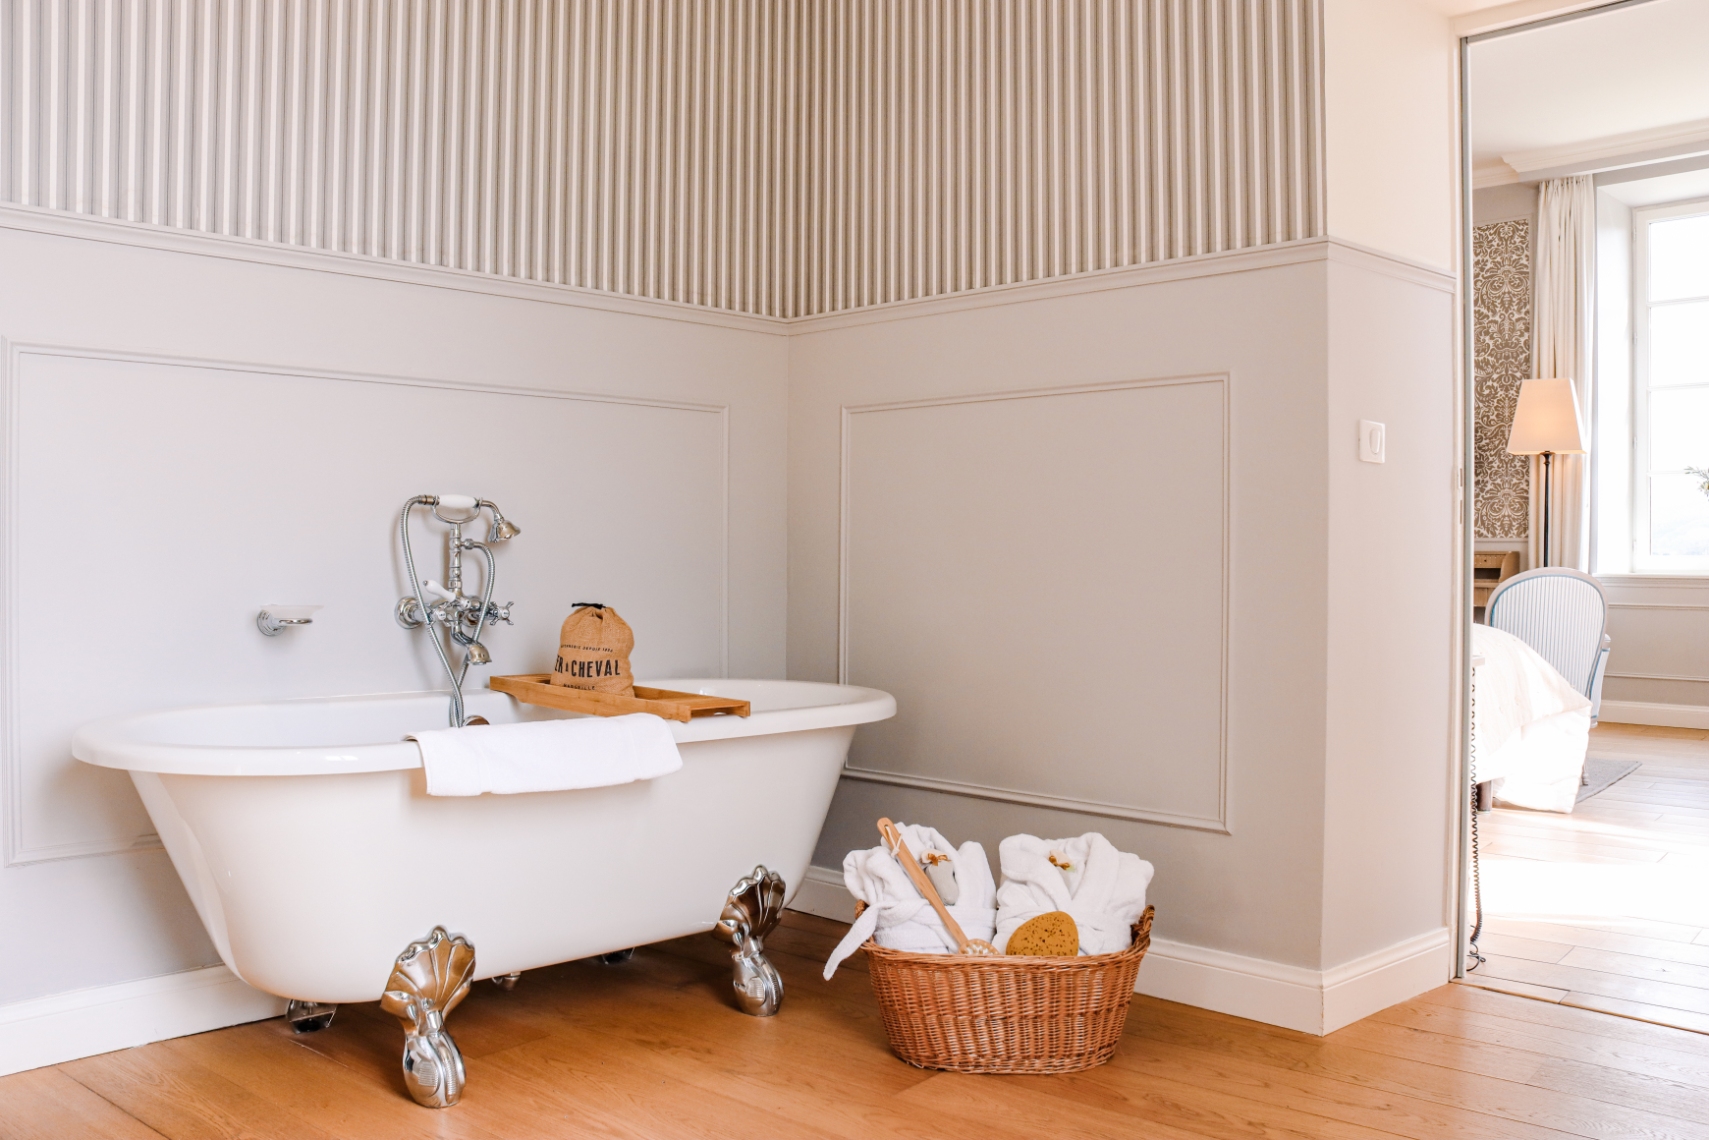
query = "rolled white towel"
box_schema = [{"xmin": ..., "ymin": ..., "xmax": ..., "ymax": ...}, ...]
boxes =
[
  {"xmin": 822, "ymin": 823, "xmax": 995, "ymax": 978},
  {"xmin": 408, "ymin": 713, "xmax": 680, "ymax": 796},
  {"xmin": 994, "ymin": 833, "xmax": 1153, "ymax": 956}
]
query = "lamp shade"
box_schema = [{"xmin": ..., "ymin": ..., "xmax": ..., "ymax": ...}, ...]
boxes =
[{"xmin": 1506, "ymin": 377, "xmax": 1587, "ymax": 455}]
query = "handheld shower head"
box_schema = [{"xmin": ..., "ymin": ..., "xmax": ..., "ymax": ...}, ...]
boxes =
[
  {"xmin": 486, "ymin": 509, "xmax": 521, "ymax": 542},
  {"xmin": 399, "ymin": 493, "xmax": 514, "ymax": 728}
]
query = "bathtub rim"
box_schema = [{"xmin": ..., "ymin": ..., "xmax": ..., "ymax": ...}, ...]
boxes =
[{"xmin": 73, "ymin": 678, "xmax": 895, "ymax": 777}]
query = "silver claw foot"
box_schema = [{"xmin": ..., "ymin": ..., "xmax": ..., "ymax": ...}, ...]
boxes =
[
  {"xmin": 286, "ymin": 1000, "xmax": 337, "ymax": 1033},
  {"xmin": 380, "ymin": 926, "xmax": 476, "ymax": 1108},
  {"xmin": 490, "ymin": 972, "xmax": 520, "ymax": 990},
  {"xmin": 598, "ymin": 948, "xmax": 636, "ymax": 965},
  {"xmin": 713, "ymin": 865, "xmax": 786, "ymax": 1017}
]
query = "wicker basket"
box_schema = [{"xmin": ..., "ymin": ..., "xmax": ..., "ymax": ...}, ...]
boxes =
[{"xmin": 856, "ymin": 904, "xmax": 1154, "ymax": 1074}]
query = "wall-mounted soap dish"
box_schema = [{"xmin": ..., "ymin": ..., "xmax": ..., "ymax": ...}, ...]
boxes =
[{"xmin": 258, "ymin": 605, "xmax": 322, "ymax": 637}]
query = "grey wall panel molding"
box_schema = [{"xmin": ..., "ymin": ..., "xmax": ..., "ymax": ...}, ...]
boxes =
[{"xmin": 838, "ymin": 376, "xmax": 1230, "ymax": 831}]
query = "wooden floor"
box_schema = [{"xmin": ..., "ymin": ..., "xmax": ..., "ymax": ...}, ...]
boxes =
[
  {"xmin": 1472, "ymin": 722, "xmax": 1709, "ymax": 1036},
  {"xmin": 8, "ymin": 913, "xmax": 1709, "ymax": 1139}
]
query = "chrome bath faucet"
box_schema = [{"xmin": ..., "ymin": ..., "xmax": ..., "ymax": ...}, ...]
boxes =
[{"xmin": 396, "ymin": 494, "xmax": 521, "ymax": 727}]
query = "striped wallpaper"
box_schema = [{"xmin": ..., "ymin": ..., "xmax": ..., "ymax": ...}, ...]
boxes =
[
  {"xmin": 795, "ymin": 0, "xmax": 1323, "ymax": 314},
  {"xmin": 0, "ymin": 0, "xmax": 1324, "ymax": 319},
  {"xmin": 0, "ymin": 0, "xmax": 796, "ymax": 314}
]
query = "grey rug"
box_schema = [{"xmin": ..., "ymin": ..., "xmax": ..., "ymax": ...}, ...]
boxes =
[{"xmin": 1578, "ymin": 758, "xmax": 1641, "ymax": 804}]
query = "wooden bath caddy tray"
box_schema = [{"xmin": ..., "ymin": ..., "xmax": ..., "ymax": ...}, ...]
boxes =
[{"xmin": 488, "ymin": 675, "xmax": 750, "ymax": 723}]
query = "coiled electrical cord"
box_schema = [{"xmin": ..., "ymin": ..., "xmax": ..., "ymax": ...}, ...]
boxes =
[{"xmin": 1468, "ymin": 676, "xmax": 1485, "ymax": 970}]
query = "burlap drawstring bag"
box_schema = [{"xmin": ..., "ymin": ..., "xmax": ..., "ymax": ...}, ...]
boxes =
[{"xmin": 549, "ymin": 604, "xmax": 635, "ymax": 695}]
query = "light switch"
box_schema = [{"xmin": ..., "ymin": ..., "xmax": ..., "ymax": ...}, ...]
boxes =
[{"xmin": 1359, "ymin": 420, "xmax": 1386, "ymax": 464}]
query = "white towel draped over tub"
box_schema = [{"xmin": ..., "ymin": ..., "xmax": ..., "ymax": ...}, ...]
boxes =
[
  {"xmin": 822, "ymin": 824, "xmax": 996, "ymax": 978},
  {"xmin": 1471, "ymin": 624, "xmax": 1591, "ymax": 814},
  {"xmin": 408, "ymin": 713, "xmax": 682, "ymax": 796},
  {"xmin": 994, "ymin": 833, "xmax": 1153, "ymax": 956}
]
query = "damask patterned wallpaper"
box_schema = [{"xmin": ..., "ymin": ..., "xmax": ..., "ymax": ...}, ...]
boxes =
[{"xmin": 1473, "ymin": 219, "xmax": 1532, "ymax": 539}]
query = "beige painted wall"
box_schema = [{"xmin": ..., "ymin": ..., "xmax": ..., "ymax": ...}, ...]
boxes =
[
  {"xmin": 791, "ymin": 254, "xmax": 1335, "ymax": 968},
  {"xmin": 1474, "ymin": 183, "xmax": 1539, "ymax": 226},
  {"xmin": 791, "ymin": 239, "xmax": 1458, "ymax": 1023},
  {"xmin": 1321, "ymin": 255, "xmax": 1458, "ymax": 966},
  {"xmin": 1323, "ymin": 0, "xmax": 1458, "ymax": 271}
]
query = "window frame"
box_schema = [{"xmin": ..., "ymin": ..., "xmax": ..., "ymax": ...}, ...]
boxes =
[{"xmin": 1630, "ymin": 195, "xmax": 1709, "ymax": 572}]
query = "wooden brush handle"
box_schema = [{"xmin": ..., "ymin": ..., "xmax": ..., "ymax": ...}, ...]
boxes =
[{"xmin": 877, "ymin": 818, "xmax": 973, "ymax": 952}]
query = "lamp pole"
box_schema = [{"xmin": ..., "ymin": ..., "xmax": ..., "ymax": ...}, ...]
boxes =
[{"xmin": 1541, "ymin": 450, "xmax": 1553, "ymax": 568}]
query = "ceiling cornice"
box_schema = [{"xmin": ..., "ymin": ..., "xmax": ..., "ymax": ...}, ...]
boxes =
[
  {"xmin": 1503, "ymin": 117, "xmax": 1709, "ymax": 181},
  {"xmin": 1473, "ymin": 161, "xmax": 1523, "ymax": 189}
]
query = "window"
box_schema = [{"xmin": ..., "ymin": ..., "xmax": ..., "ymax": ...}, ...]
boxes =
[{"xmin": 1632, "ymin": 200, "xmax": 1709, "ymax": 571}]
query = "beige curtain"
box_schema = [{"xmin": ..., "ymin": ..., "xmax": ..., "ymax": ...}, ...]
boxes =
[{"xmin": 1532, "ymin": 176, "xmax": 1597, "ymax": 570}]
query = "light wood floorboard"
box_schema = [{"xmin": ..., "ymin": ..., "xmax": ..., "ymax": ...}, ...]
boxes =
[
  {"xmin": 1474, "ymin": 721, "xmax": 1709, "ymax": 1036},
  {"xmin": 7, "ymin": 913, "xmax": 1709, "ymax": 1138}
]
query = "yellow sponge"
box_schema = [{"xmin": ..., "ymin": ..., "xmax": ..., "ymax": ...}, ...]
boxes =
[{"xmin": 1006, "ymin": 911, "xmax": 1079, "ymax": 956}]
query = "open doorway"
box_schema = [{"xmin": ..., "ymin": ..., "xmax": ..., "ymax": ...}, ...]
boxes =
[{"xmin": 1463, "ymin": 0, "xmax": 1709, "ymax": 1035}]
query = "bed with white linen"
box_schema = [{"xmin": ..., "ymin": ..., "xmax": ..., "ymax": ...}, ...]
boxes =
[{"xmin": 1470, "ymin": 623, "xmax": 1592, "ymax": 813}]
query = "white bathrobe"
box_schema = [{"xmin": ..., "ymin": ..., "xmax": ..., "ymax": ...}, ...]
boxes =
[
  {"xmin": 994, "ymin": 833, "xmax": 1152, "ymax": 956},
  {"xmin": 822, "ymin": 824, "xmax": 996, "ymax": 979}
]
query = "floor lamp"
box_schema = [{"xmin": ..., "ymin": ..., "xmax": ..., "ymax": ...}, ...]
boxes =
[{"xmin": 1506, "ymin": 378, "xmax": 1587, "ymax": 568}]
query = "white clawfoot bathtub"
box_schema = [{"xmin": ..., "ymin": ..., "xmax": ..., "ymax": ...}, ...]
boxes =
[{"xmin": 74, "ymin": 680, "xmax": 892, "ymax": 1007}]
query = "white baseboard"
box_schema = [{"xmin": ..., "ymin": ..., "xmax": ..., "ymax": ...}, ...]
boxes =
[
  {"xmin": 1320, "ymin": 929, "xmax": 1454, "ymax": 1034},
  {"xmin": 787, "ymin": 863, "xmax": 1451, "ymax": 1036},
  {"xmin": 0, "ymin": 965, "xmax": 285, "ymax": 1077},
  {"xmin": 1135, "ymin": 938, "xmax": 1324, "ymax": 1032},
  {"xmin": 1599, "ymin": 700, "xmax": 1709, "ymax": 730}
]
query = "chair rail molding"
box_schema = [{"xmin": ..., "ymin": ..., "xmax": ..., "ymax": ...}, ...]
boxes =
[{"xmin": 0, "ymin": 204, "xmax": 789, "ymax": 336}]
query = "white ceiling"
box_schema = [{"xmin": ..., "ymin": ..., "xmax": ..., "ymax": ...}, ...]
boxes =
[
  {"xmin": 1601, "ymin": 164, "xmax": 1709, "ymax": 206},
  {"xmin": 1469, "ymin": 0, "xmax": 1709, "ymax": 180}
]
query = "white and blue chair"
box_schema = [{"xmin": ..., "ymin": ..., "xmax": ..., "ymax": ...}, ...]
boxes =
[{"xmin": 1485, "ymin": 566, "xmax": 1611, "ymax": 725}]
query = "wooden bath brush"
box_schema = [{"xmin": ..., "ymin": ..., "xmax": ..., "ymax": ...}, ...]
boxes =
[{"xmin": 877, "ymin": 818, "xmax": 999, "ymax": 956}]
